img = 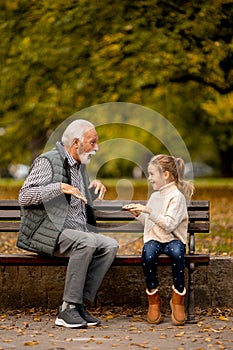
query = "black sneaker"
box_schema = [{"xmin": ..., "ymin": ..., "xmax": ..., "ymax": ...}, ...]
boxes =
[
  {"xmin": 77, "ymin": 304, "xmax": 101, "ymax": 326},
  {"xmin": 55, "ymin": 305, "xmax": 87, "ymax": 328}
]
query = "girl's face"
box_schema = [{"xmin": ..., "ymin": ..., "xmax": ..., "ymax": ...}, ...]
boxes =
[{"xmin": 147, "ymin": 164, "xmax": 169, "ymax": 191}]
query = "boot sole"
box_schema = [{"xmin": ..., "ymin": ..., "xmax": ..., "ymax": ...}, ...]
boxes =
[{"xmin": 147, "ymin": 313, "xmax": 163, "ymax": 324}]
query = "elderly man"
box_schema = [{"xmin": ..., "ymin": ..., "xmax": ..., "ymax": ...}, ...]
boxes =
[{"xmin": 17, "ymin": 119, "xmax": 118, "ymax": 328}]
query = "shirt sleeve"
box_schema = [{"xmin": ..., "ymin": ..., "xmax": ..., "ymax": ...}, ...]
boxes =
[
  {"xmin": 148, "ymin": 194, "xmax": 187, "ymax": 233},
  {"xmin": 18, "ymin": 157, "xmax": 63, "ymax": 206}
]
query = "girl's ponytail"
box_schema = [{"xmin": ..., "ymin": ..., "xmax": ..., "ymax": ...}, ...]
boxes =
[{"xmin": 175, "ymin": 157, "xmax": 194, "ymax": 199}]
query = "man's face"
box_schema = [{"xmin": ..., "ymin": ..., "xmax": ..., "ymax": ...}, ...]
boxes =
[{"xmin": 76, "ymin": 128, "xmax": 99, "ymax": 164}]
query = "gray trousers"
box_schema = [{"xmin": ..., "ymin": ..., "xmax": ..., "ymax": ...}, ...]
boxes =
[{"xmin": 54, "ymin": 229, "xmax": 118, "ymax": 304}]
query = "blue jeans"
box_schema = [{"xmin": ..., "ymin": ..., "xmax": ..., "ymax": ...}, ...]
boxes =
[{"xmin": 142, "ymin": 240, "xmax": 186, "ymax": 293}]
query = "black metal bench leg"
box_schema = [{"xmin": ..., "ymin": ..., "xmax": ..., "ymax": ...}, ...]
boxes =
[{"xmin": 186, "ymin": 262, "xmax": 197, "ymax": 324}]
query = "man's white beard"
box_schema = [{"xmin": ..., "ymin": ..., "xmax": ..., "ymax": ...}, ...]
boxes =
[{"xmin": 78, "ymin": 150, "xmax": 96, "ymax": 164}]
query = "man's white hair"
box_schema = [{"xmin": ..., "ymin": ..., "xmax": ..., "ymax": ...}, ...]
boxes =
[{"xmin": 61, "ymin": 119, "xmax": 95, "ymax": 147}]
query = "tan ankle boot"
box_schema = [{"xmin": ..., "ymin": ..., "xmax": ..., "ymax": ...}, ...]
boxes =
[
  {"xmin": 146, "ymin": 289, "xmax": 163, "ymax": 324},
  {"xmin": 170, "ymin": 286, "xmax": 186, "ymax": 325}
]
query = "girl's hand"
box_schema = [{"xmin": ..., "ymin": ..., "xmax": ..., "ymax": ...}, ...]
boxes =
[{"xmin": 123, "ymin": 203, "xmax": 150, "ymax": 217}]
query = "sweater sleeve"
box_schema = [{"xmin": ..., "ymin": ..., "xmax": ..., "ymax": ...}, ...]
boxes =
[
  {"xmin": 148, "ymin": 193, "xmax": 187, "ymax": 233},
  {"xmin": 136, "ymin": 212, "xmax": 146, "ymax": 225}
]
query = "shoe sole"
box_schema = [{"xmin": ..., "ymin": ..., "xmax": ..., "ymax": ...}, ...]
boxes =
[
  {"xmin": 55, "ymin": 317, "xmax": 87, "ymax": 328},
  {"xmin": 87, "ymin": 321, "xmax": 101, "ymax": 326}
]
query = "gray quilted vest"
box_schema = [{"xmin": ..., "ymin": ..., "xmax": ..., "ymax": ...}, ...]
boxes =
[{"xmin": 17, "ymin": 142, "xmax": 96, "ymax": 256}]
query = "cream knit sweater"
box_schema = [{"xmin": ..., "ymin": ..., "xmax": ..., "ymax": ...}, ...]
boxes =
[{"xmin": 137, "ymin": 182, "xmax": 188, "ymax": 245}]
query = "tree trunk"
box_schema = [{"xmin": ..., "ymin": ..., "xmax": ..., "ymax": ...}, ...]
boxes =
[{"xmin": 219, "ymin": 146, "xmax": 233, "ymax": 177}]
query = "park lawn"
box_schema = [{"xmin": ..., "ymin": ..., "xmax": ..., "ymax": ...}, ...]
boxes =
[{"xmin": 0, "ymin": 178, "xmax": 232, "ymax": 256}]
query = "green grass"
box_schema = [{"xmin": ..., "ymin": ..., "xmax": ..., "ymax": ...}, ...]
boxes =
[{"xmin": 194, "ymin": 178, "xmax": 233, "ymax": 187}]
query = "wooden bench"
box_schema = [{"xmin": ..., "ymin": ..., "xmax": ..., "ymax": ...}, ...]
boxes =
[{"xmin": 0, "ymin": 199, "xmax": 210, "ymax": 323}]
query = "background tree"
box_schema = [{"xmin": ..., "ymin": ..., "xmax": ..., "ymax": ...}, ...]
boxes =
[{"xmin": 0, "ymin": 0, "xmax": 232, "ymax": 176}]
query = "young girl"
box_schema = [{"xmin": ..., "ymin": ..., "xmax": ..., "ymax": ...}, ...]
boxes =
[{"xmin": 123, "ymin": 154, "xmax": 194, "ymax": 325}]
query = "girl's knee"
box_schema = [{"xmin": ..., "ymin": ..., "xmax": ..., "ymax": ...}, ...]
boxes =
[{"xmin": 169, "ymin": 241, "xmax": 185, "ymax": 256}]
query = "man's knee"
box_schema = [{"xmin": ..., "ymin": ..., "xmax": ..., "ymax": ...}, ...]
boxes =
[{"xmin": 105, "ymin": 237, "xmax": 119, "ymax": 251}]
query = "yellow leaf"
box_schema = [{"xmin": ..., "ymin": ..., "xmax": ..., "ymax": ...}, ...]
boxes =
[
  {"xmin": 218, "ymin": 315, "xmax": 229, "ymax": 321},
  {"xmin": 106, "ymin": 315, "xmax": 114, "ymax": 319},
  {"xmin": 210, "ymin": 328, "xmax": 220, "ymax": 333},
  {"xmin": 24, "ymin": 340, "xmax": 39, "ymax": 346},
  {"xmin": 205, "ymin": 337, "xmax": 212, "ymax": 342},
  {"xmin": 175, "ymin": 332, "xmax": 185, "ymax": 337},
  {"xmin": 3, "ymin": 339, "xmax": 13, "ymax": 343}
]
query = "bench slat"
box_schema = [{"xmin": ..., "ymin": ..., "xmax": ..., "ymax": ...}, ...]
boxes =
[
  {"xmin": 96, "ymin": 222, "xmax": 209, "ymax": 233},
  {"xmin": 0, "ymin": 222, "xmax": 209, "ymax": 234},
  {"xmin": 0, "ymin": 200, "xmax": 19, "ymax": 209},
  {"xmin": 0, "ymin": 222, "xmax": 20, "ymax": 231},
  {"xmin": 93, "ymin": 200, "xmax": 209, "ymax": 211},
  {"xmin": 95, "ymin": 210, "xmax": 209, "ymax": 221},
  {"xmin": 0, "ymin": 211, "xmax": 20, "ymax": 220},
  {"xmin": 0, "ymin": 199, "xmax": 210, "ymax": 210},
  {"xmin": 0, "ymin": 253, "xmax": 209, "ymax": 267},
  {"xmin": 0, "ymin": 210, "xmax": 209, "ymax": 222}
]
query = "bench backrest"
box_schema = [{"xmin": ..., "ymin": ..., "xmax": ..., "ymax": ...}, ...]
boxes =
[{"xmin": 0, "ymin": 199, "xmax": 209, "ymax": 254}]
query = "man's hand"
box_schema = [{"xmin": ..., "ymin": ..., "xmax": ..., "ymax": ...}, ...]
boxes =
[
  {"xmin": 61, "ymin": 183, "xmax": 87, "ymax": 204},
  {"xmin": 88, "ymin": 180, "xmax": 107, "ymax": 200}
]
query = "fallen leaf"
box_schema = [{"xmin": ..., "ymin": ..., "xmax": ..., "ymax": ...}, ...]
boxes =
[
  {"xmin": 175, "ymin": 332, "xmax": 185, "ymax": 337},
  {"xmin": 106, "ymin": 315, "xmax": 114, "ymax": 319},
  {"xmin": 218, "ymin": 315, "xmax": 229, "ymax": 321},
  {"xmin": 209, "ymin": 327, "xmax": 221, "ymax": 333},
  {"xmin": 205, "ymin": 337, "xmax": 212, "ymax": 342},
  {"xmin": 2, "ymin": 339, "xmax": 13, "ymax": 343},
  {"xmin": 24, "ymin": 340, "xmax": 39, "ymax": 346}
]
